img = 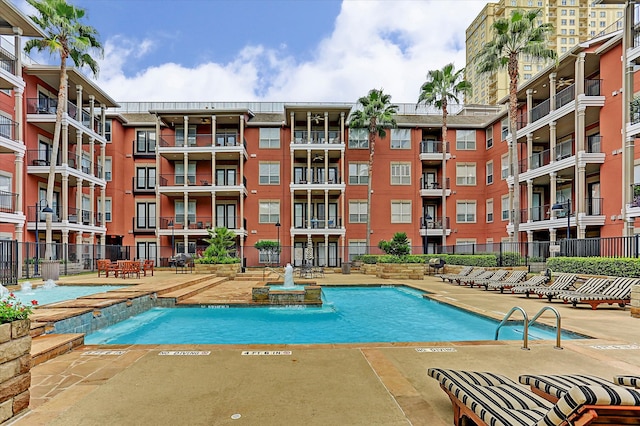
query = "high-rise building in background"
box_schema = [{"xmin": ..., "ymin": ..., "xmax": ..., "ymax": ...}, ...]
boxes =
[{"xmin": 465, "ymin": 0, "xmax": 624, "ymax": 105}]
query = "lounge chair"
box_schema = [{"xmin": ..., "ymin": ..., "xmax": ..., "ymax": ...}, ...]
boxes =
[
  {"xmin": 459, "ymin": 269, "xmax": 497, "ymax": 287},
  {"xmin": 483, "ymin": 270, "xmax": 528, "ymax": 291},
  {"xmin": 518, "ymin": 373, "xmax": 621, "ymax": 402},
  {"xmin": 540, "ymin": 277, "xmax": 611, "ymax": 302},
  {"xmin": 437, "ymin": 266, "xmax": 474, "ymax": 282},
  {"xmin": 557, "ymin": 276, "xmax": 640, "ymax": 309},
  {"xmin": 492, "ymin": 275, "xmax": 549, "ymax": 294},
  {"xmin": 428, "ymin": 368, "xmax": 640, "ymax": 426},
  {"xmin": 615, "ymin": 375, "xmax": 640, "ymax": 388},
  {"xmin": 470, "ymin": 269, "xmax": 509, "ymax": 288},
  {"xmin": 510, "ymin": 273, "xmax": 578, "ymax": 298}
]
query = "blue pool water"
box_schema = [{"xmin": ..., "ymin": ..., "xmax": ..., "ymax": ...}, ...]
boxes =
[
  {"xmin": 85, "ymin": 287, "xmax": 585, "ymax": 345},
  {"xmin": 11, "ymin": 284, "xmax": 125, "ymax": 306}
]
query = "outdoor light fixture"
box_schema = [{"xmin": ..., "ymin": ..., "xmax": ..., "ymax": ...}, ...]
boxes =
[{"xmin": 275, "ymin": 221, "xmax": 281, "ymax": 265}]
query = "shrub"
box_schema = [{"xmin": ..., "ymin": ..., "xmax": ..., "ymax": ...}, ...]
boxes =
[
  {"xmin": 500, "ymin": 251, "xmax": 525, "ymax": 267},
  {"xmin": 546, "ymin": 257, "xmax": 640, "ymax": 277},
  {"xmin": 1, "ymin": 293, "xmax": 35, "ymax": 324},
  {"xmin": 377, "ymin": 233, "xmax": 410, "ymax": 256}
]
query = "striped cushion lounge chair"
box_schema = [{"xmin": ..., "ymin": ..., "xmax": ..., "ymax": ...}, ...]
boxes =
[
  {"xmin": 459, "ymin": 269, "xmax": 498, "ymax": 287},
  {"xmin": 519, "ymin": 374, "xmax": 621, "ymax": 402},
  {"xmin": 558, "ymin": 277, "xmax": 640, "ymax": 309},
  {"xmin": 428, "ymin": 368, "xmax": 640, "ymax": 426},
  {"xmin": 542, "ymin": 277, "xmax": 610, "ymax": 302},
  {"xmin": 484, "ymin": 270, "xmax": 529, "ymax": 291},
  {"xmin": 448, "ymin": 268, "xmax": 486, "ymax": 285},
  {"xmin": 615, "ymin": 375, "xmax": 640, "ymax": 388},
  {"xmin": 500, "ymin": 275, "xmax": 549, "ymax": 294},
  {"xmin": 437, "ymin": 266, "xmax": 474, "ymax": 282},
  {"xmin": 510, "ymin": 273, "xmax": 578, "ymax": 298},
  {"xmin": 470, "ymin": 269, "xmax": 509, "ymax": 288}
]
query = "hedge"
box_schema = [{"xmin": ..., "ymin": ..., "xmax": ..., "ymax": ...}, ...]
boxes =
[
  {"xmin": 546, "ymin": 257, "xmax": 640, "ymax": 277},
  {"xmin": 358, "ymin": 254, "xmax": 497, "ymax": 267}
]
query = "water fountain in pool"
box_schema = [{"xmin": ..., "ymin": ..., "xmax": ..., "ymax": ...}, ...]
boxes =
[{"xmin": 252, "ymin": 263, "xmax": 322, "ymax": 306}]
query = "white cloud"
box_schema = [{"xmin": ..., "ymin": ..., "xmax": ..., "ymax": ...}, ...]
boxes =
[{"xmin": 96, "ymin": 0, "xmax": 487, "ymax": 103}]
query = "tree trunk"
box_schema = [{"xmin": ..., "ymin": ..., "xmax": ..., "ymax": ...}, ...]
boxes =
[
  {"xmin": 508, "ymin": 54, "xmax": 520, "ymax": 244},
  {"xmin": 441, "ymin": 101, "xmax": 448, "ymax": 249},
  {"xmin": 366, "ymin": 119, "xmax": 377, "ymax": 252},
  {"xmin": 44, "ymin": 53, "xmax": 68, "ymax": 260}
]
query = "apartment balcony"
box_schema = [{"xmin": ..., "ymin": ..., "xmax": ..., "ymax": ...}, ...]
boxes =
[
  {"xmin": 291, "ymin": 130, "xmax": 342, "ymax": 146},
  {"xmin": 26, "ymin": 149, "xmax": 105, "ymax": 187},
  {"xmin": 0, "ymin": 116, "xmax": 21, "ymax": 154},
  {"xmin": 25, "ymin": 97, "xmax": 103, "ymax": 142},
  {"xmin": 627, "ymin": 28, "xmax": 640, "ymax": 65},
  {"xmin": 0, "ymin": 47, "xmax": 21, "ymax": 90},
  {"xmin": 518, "ymin": 198, "xmax": 605, "ymax": 233},
  {"xmin": 26, "ymin": 205, "xmax": 105, "ymax": 234},
  {"xmin": 419, "ymin": 140, "xmax": 450, "ymax": 164},
  {"xmin": 419, "ymin": 216, "xmax": 451, "ymax": 237},
  {"xmin": 290, "ymin": 217, "xmax": 345, "ymax": 237},
  {"xmin": 290, "ymin": 173, "xmax": 345, "ymax": 193},
  {"xmin": 0, "ymin": 190, "xmax": 24, "ymax": 224},
  {"xmin": 157, "ymin": 216, "xmax": 247, "ymax": 238},
  {"xmin": 158, "ymin": 133, "xmax": 248, "ymax": 161},
  {"xmin": 419, "ymin": 177, "xmax": 450, "ymax": 197},
  {"xmin": 158, "ymin": 174, "xmax": 247, "ymax": 197},
  {"xmin": 626, "ymin": 184, "xmax": 640, "ymax": 219}
]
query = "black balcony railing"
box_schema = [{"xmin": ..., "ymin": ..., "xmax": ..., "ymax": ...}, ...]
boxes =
[
  {"xmin": 292, "ymin": 130, "xmax": 341, "ymax": 144},
  {"xmin": 420, "ymin": 216, "xmax": 449, "ymax": 230},
  {"xmin": 587, "ymin": 135, "xmax": 602, "ymax": 153},
  {"xmin": 0, "ymin": 116, "xmax": 18, "ymax": 140},
  {"xmin": 26, "ymin": 97, "xmax": 58, "ymax": 115},
  {"xmin": 555, "ymin": 84, "xmax": 575, "ymax": 109},
  {"xmin": 0, "ymin": 48, "xmax": 16, "ymax": 75},
  {"xmin": 585, "ymin": 79, "xmax": 602, "ymax": 96},
  {"xmin": 530, "ymin": 203, "xmax": 551, "ymax": 222},
  {"xmin": 0, "ymin": 190, "xmax": 17, "ymax": 213},
  {"xmin": 419, "ymin": 140, "xmax": 447, "ymax": 154},
  {"xmin": 529, "ymin": 148, "xmax": 551, "ymax": 170},
  {"xmin": 531, "ymin": 98, "xmax": 550, "ymax": 123},
  {"xmin": 585, "ymin": 197, "xmax": 604, "ymax": 216},
  {"xmin": 420, "ymin": 177, "xmax": 450, "ymax": 190}
]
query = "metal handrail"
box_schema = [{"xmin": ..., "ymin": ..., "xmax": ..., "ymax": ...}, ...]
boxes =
[
  {"xmin": 528, "ymin": 306, "xmax": 563, "ymax": 350},
  {"xmin": 263, "ymin": 266, "xmax": 283, "ymax": 282},
  {"xmin": 495, "ymin": 306, "xmax": 530, "ymax": 350}
]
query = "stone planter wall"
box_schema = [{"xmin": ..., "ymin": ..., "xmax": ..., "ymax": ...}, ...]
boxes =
[
  {"xmin": 194, "ymin": 263, "xmax": 241, "ymax": 278},
  {"xmin": 359, "ymin": 264, "xmax": 377, "ymax": 275},
  {"xmin": 376, "ymin": 263, "xmax": 424, "ymax": 280},
  {"xmin": 0, "ymin": 319, "xmax": 31, "ymax": 423},
  {"xmin": 631, "ymin": 284, "xmax": 640, "ymax": 318}
]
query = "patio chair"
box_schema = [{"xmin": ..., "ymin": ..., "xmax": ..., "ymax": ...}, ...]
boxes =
[
  {"xmin": 539, "ymin": 277, "xmax": 610, "ymax": 302},
  {"xmin": 469, "ymin": 269, "xmax": 509, "ymax": 289},
  {"xmin": 436, "ymin": 265, "xmax": 474, "ymax": 282},
  {"xmin": 510, "ymin": 273, "xmax": 578, "ymax": 298},
  {"xmin": 519, "ymin": 373, "xmax": 640, "ymax": 403},
  {"xmin": 484, "ymin": 270, "xmax": 528, "ymax": 291},
  {"xmin": 428, "ymin": 368, "xmax": 640, "ymax": 426},
  {"xmin": 458, "ymin": 269, "xmax": 497, "ymax": 287},
  {"xmin": 557, "ymin": 276, "xmax": 640, "ymax": 309}
]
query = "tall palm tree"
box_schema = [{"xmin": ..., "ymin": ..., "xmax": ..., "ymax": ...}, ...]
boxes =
[
  {"xmin": 475, "ymin": 9, "xmax": 555, "ymax": 243},
  {"xmin": 348, "ymin": 89, "xmax": 398, "ymax": 251},
  {"xmin": 25, "ymin": 0, "xmax": 102, "ymax": 260},
  {"xmin": 417, "ymin": 63, "xmax": 472, "ymax": 249}
]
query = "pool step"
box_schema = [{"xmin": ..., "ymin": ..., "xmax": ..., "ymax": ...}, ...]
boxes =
[
  {"xmin": 30, "ymin": 333, "xmax": 84, "ymax": 366},
  {"xmin": 158, "ymin": 277, "xmax": 228, "ymax": 302}
]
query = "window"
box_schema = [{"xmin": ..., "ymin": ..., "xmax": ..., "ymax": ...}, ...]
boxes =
[
  {"xmin": 259, "ymin": 128, "xmax": 280, "ymax": 148},
  {"xmin": 456, "ymin": 201, "xmax": 476, "ymax": 223},
  {"xmin": 175, "ymin": 125, "xmax": 196, "ymax": 146},
  {"xmin": 524, "ymin": 74, "xmax": 531, "ymax": 80},
  {"xmin": 348, "ymin": 162, "xmax": 368, "ymax": 185},
  {"xmin": 104, "ymin": 158, "xmax": 112, "ymax": 181},
  {"xmin": 486, "ymin": 127, "xmax": 493, "ymax": 150},
  {"xmin": 391, "ymin": 201, "xmax": 411, "ymax": 223},
  {"xmin": 136, "ymin": 242, "xmax": 157, "ymax": 261},
  {"xmin": 456, "ymin": 163, "xmax": 476, "ymax": 186},
  {"xmin": 348, "ymin": 241, "xmax": 367, "ymax": 261},
  {"xmin": 103, "ymin": 119, "xmax": 112, "ymax": 142},
  {"xmin": 486, "ymin": 161, "xmax": 493, "ymax": 185},
  {"xmin": 175, "ymin": 200, "xmax": 196, "ymax": 225},
  {"xmin": 501, "ymin": 154, "xmax": 509, "ymax": 179},
  {"xmin": 175, "ymin": 161, "xmax": 196, "ymax": 185},
  {"xmin": 98, "ymin": 198, "xmax": 112, "ymax": 222},
  {"xmin": 349, "ymin": 201, "xmax": 367, "ymax": 223},
  {"xmin": 390, "ymin": 128, "xmax": 410, "ymax": 149},
  {"xmin": 600, "ymin": 11, "xmax": 606, "ymax": 17},
  {"xmin": 136, "ymin": 202, "xmax": 156, "ymax": 229},
  {"xmin": 136, "ymin": 167, "xmax": 156, "ymax": 189},
  {"xmin": 259, "ymin": 162, "xmax": 280, "ymax": 185},
  {"xmin": 486, "ymin": 199, "xmax": 493, "ymax": 223},
  {"xmin": 391, "ymin": 162, "xmax": 411, "ymax": 185},
  {"xmin": 501, "ymin": 118, "xmax": 509, "ymax": 140},
  {"xmin": 456, "ymin": 129, "xmax": 475, "ymax": 150},
  {"xmin": 259, "ymin": 200, "xmax": 280, "ymax": 223},
  {"xmin": 136, "ymin": 130, "xmax": 156, "ymax": 154},
  {"xmin": 0, "ymin": 174, "xmax": 11, "ymax": 211},
  {"xmin": 501, "ymin": 195, "xmax": 510, "ymax": 221},
  {"xmin": 348, "ymin": 128, "xmax": 368, "ymax": 149}
]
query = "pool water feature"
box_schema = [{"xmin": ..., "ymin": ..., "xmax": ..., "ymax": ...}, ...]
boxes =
[
  {"xmin": 11, "ymin": 284, "xmax": 126, "ymax": 306},
  {"xmin": 86, "ymin": 286, "xmax": 585, "ymax": 345}
]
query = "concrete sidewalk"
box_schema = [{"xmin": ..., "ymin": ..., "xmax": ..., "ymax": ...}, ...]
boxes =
[{"xmin": 11, "ymin": 271, "xmax": 640, "ymax": 425}]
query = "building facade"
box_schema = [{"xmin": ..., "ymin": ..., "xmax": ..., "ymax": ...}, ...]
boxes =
[{"xmin": 466, "ymin": 0, "xmax": 624, "ymax": 105}]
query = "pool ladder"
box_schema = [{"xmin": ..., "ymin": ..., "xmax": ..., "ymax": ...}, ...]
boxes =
[{"xmin": 494, "ymin": 306, "xmax": 563, "ymax": 351}]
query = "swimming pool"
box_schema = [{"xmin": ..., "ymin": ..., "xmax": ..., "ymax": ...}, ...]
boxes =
[
  {"xmin": 11, "ymin": 284, "xmax": 126, "ymax": 306},
  {"xmin": 85, "ymin": 286, "xmax": 584, "ymax": 345}
]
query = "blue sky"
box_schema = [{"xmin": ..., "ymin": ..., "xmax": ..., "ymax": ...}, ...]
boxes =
[{"xmin": 19, "ymin": 0, "xmax": 489, "ymax": 103}]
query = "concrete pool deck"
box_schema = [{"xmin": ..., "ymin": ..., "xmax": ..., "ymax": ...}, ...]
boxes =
[{"xmin": 10, "ymin": 270, "xmax": 640, "ymax": 425}]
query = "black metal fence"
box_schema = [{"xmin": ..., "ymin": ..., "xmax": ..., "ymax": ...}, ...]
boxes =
[{"xmin": 0, "ymin": 240, "xmax": 17, "ymax": 285}]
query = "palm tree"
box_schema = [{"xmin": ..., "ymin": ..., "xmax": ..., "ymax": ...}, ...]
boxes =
[
  {"xmin": 417, "ymin": 63, "xmax": 472, "ymax": 248},
  {"xmin": 25, "ymin": 0, "xmax": 102, "ymax": 260},
  {"xmin": 348, "ymin": 89, "xmax": 398, "ymax": 251},
  {"xmin": 475, "ymin": 9, "xmax": 555, "ymax": 243}
]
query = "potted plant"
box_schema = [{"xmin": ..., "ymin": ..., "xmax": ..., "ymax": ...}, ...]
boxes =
[
  {"xmin": 0, "ymin": 292, "xmax": 36, "ymax": 423},
  {"xmin": 195, "ymin": 227, "xmax": 241, "ymax": 276}
]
